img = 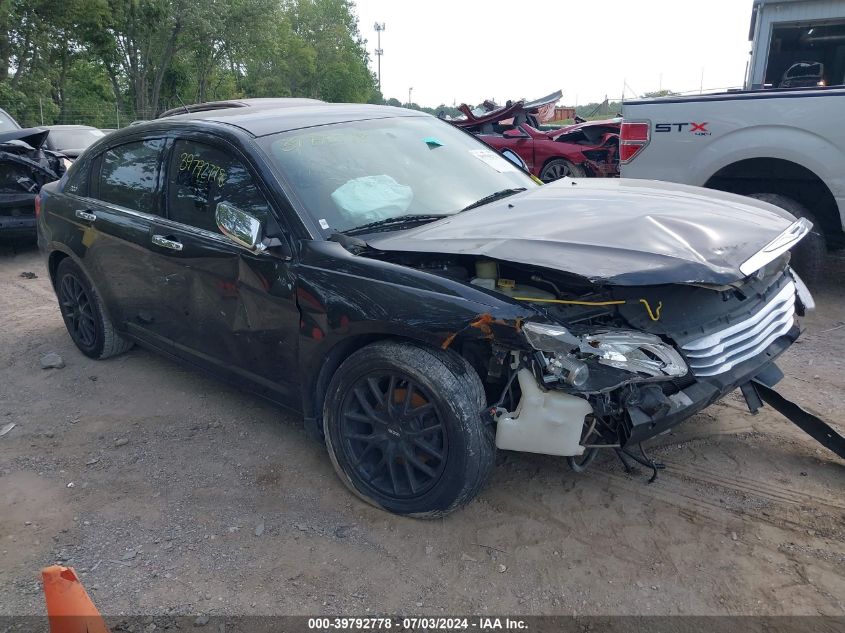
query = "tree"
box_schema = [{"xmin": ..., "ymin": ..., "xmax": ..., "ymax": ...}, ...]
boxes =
[
  {"xmin": 0, "ymin": 0, "xmax": 380, "ymax": 125},
  {"xmin": 641, "ymin": 89, "xmax": 678, "ymax": 98}
]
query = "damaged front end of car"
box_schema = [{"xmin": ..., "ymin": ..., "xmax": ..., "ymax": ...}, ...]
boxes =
[
  {"xmin": 366, "ymin": 216, "xmax": 834, "ymax": 472},
  {"xmin": 486, "ymin": 259, "xmax": 806, "ymax": 466},
  {"xmin": 0, "ymin": 128, "xmax": 66, "ymax": 235}
]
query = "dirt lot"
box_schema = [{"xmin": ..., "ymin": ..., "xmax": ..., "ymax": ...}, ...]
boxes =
[{"xmin": 1, "ymin": 238, "xmax": 843, "ymax": 617}]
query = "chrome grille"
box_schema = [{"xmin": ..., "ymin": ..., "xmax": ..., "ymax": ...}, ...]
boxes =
[{"xmin": 681, "ymin": 282, "xmax": 796, "ymax": 377}]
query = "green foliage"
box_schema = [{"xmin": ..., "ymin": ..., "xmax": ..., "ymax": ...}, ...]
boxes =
[
  {"xmin": 641, "ymin": 89, "xmax": 678, "ymax": 98},
  {"xmin": 0, "ymin": 0, "xmax": 379, "ymax": 126},
  {"xmin": 389, "ymin": 98, "xmax": 462, "ymax": 119},
  {"xmin": 574, "ymin": 98, "xmax": 622, "ymax": 120},
  {"xmin": 572, "ymin": 90, "xmax": 676, "ymax": 120}
]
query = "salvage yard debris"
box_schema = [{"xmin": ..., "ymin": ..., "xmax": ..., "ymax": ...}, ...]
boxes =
[
  {"xmin": 450, "ymin": 89, "xmax": 620, "ymax": 181},
  {"xmin": 39, "ymin": 352, "xmax": 65, "ymax": 369}
]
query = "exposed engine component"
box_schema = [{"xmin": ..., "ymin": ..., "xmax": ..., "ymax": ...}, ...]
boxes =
[
  {"xmin": 470, "ymin": 259, "xmax": 555, "ymax": 300},
  {"xmin": 494, "ymin": 368, "xmax": 592, "ymax": 457}
]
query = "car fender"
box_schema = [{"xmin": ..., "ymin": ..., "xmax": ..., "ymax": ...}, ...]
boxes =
[
  {"xmin": 688, "ymin": 124, "xmax": 845, "ymax": 199},
  {"xmin": 293, "ymin": 240, "xmax": 536, "ymax": 425}
]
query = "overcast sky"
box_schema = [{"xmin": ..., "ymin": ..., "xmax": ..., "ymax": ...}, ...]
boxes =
[{"xmin": 354, "ymin": 0, "xmax": 755, "ymax": 107}]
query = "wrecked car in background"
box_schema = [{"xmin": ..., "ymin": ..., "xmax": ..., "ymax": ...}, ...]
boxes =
[
  {"xmin": 1, "ymin": 125, "xmax": 67, "ymax": 237},
  {"xmin": 38, "ymin": 102, "xmax": 842, "ymax": 518},
  {"xmin": 42, "ymin": 125, "xmax": 107, "ymax": 160},
  {"xmin": 451, "ymin": 91, "xmax": 620, "ymax": 181}
]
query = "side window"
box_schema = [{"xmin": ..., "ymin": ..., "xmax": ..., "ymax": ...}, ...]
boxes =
[
  {"xmin": 64, "ymin": 159, "xmax": 90, "ymax": 196},
  {"xmin": 167, "ymin": 139, "xmax": 270, "ymax": 234},
  {"xmin": 97, "ymin": 139, "xmax": 164, "ymax": 213}
]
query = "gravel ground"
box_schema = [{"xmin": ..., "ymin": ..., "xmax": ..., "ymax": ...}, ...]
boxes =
[{"xmin": 1, "ymin": 238, "xmax": 843, "ymax": 617}]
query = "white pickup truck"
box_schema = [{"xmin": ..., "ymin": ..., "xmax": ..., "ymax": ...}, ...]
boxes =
[{"xmin": 619, "ymin": 86, "xmax": 845, "ymax": 283}]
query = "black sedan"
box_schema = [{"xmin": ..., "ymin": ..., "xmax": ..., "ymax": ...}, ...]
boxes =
[
  {"xmin": 43, "ymin": 125, "xmax": 107, "ymax": 160},
  {"xmin": 37, "ymin": 102, "xmax": 814, "ymax": 516}
]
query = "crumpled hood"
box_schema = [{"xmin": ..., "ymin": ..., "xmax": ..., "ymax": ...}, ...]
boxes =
[
  {"xmin": 367, "ymin": 178, "xmax": 798, "ymax": 286},
  {"xmin": 0, "ymin": 127, "xmax": 49, "ymax": 150}
]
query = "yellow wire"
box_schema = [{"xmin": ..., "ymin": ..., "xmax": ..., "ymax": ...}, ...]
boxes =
[
  {"xmin": 639, "ymin": 299, "xmax": 663, "ymax": 321},
  {"xmin": 511, "ymin": 297, "xmax": 627, "ymax": 306},
  {"xmin": 513, "ymin": 296, "xmax": 664, "ymax": 322}
]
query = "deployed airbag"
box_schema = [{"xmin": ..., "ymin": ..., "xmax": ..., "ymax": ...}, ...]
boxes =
[{"xmin": 331, "ymin": 174, "xmax": 413, "ymax": 223}]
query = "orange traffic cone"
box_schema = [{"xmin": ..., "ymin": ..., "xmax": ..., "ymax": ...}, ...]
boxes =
[{"xmin": 41, "ymin": 565, "xmax": 109, "ymax": 633}]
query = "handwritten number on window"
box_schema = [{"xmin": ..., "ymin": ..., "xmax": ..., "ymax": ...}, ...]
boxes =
[{"xmin": 178, "ymin": 152, "xmax": 226, "ymax": 187}]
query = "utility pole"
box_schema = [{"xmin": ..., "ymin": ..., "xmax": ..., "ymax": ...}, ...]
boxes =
[
  {"xmin": 408, "ymin": 87, "xmax": 413, "ymax": 106},
  {"xmin": 374, "ymin": 22, "xmax": 385, "ymax": 94}
]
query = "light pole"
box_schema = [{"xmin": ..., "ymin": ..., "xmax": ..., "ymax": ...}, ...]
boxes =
[
  {"xmin": 408, "ymin": 87, "xmax": 413, "ymax": 106},
  {"xmin": 374, "ymin": 22, "xmax": 385, "ymax": 94}
]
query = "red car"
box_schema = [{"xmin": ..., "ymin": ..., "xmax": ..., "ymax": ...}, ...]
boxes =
[{"xmin": 451, "ymin": 94, "xmax": 620, "ymax": 182}]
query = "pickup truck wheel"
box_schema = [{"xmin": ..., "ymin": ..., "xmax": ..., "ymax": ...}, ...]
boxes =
[
  {"xmin": 540, "ymin": 159, "xmax": 585, "ymax": 182},
  {"xmin": 322, "ymin": 341, "xmax": 495, "ymax": 517},
  {"xmin": 55, "ymin": 258, "xmax": 134, "ymax": 360},
  {"xmin": 747, "ymin": 193, "xmax": 826, "ymax": 285}
]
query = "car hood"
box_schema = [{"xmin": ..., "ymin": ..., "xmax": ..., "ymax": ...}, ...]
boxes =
[
  {"xmin": 0, "ymin": 127, "xmax": 48, "ymax": 150},
  {"xmin": 366, "ymin": 178, "xmax": 798, "ymax": 286}
]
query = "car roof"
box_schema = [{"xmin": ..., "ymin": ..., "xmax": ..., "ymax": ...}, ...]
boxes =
[
  {"xmin": 44, "ymin": 124, "xmax": 101, "ymax": 130},
  {"xmin": 137, "ymin": 103, "xmax": 427, "ymax": 138},
  {"xmin": 157, "ymin": 97, "xmax": 325, "ymax": 119}
]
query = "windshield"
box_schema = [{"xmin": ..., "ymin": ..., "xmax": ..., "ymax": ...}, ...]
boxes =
[
  {"xmin": 259, "ymin": 115, "xmax": 536, "ymax": 233},
  {"xmin": 0, "ymin": 109, "xmax": 19, "ymax": 132},
  {"xmin": 48, "ymin": 128, "xmax": 105, "ymax": 150}
]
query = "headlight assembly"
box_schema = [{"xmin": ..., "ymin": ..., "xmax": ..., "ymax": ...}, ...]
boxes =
[
  {"xmin": 579, "ymin": 331, "xmax": 687, "ymax": 378},
  {"xmin": 522, "ymin": 322, "xmax": 688, "ymax": 392},
  {"xmin": 522, "ymin": 322, "xmax": 579, "ymax": 353}
]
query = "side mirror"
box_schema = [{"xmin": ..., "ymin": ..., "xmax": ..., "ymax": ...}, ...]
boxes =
[
  {"xmin": 502, "ymin": 128, "xmax": 529, "ymax": 139},
  {"xmin": 499, "ymin": 148, "xmax": 529, "ymax": 171},
  {"xmin": 216, "ymin": 202, "xmax": 264, "ymax": 252}
]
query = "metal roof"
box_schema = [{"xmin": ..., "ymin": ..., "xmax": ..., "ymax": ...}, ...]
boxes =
[
  {"xmin": 157, "ymin": 97, "xmax": 324, "ymax": 119},
  {"xmin": 155, "ymin": 103, "xmax": 426, "ymax": 137}
]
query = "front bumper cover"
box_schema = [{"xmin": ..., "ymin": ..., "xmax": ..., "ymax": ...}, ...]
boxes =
[{"xmin": 623, "ymin": 326, "xmax": 798, "ymax": 446}]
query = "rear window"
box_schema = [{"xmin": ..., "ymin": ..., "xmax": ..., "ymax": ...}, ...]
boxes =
[
  {"xmin": 49, "ymin": 128, "xmax": 105, "ymax": 151},
  {"xmin": 97, "ymin": 139, "xmax": 164, "ymax": 214},
  {"xmin": 0, "ymin": 109, "xmax": 19, "ymax": 132}
]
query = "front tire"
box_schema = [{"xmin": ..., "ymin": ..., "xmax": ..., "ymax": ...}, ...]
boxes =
[
  {"xmin": 746, "ymin": 193, "xmax": 826, "ymax": 285},
  {"xmin": 55, "ymin": 258, "xmax": 134, "ymax": 360},
  {"xmin": 540, "ymin": 158, "xmax": 586, "ymax": 182},
  {"xmin": 323, "ymin": 341, "xmax": 495, "ymax": 517}
]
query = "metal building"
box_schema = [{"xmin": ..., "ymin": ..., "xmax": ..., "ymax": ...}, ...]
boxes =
[{"xmin": 746, "ymin": 0, "xmax": 845, "ymax": 88}]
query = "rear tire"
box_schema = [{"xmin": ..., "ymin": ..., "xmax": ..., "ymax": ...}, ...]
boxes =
[
  {"xmin": 747, "ymin": 193, "xmax": 826, "ymax": 286},
  {"xmin": 323, "ymin": 341, "xmax": 495, "ymax": 517},
  {"xmin": 55, "ymin": 258, "xmax": 133, "ymax": 360},
  {"xmin": 540, "ymin": 159, "xmax": 585, "ymax": 182}
]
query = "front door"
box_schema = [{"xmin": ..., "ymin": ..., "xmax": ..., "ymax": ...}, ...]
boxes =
[{"xmin": 138, "ymin": 137, "xmax": 301, "ymax": 405}]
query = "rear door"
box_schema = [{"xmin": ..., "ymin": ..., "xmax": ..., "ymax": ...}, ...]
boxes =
[
  {"xmin": 141, "ymin": 135, "xmax": 301, "ymax": 404},
  {"xmin": 76, "ymin": 137, "xmax": 170, "ymax": 328}
]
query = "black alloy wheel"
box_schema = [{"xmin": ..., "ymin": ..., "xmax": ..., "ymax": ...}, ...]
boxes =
[
  {"xmin": 339, "ymin": 373, "xmax": 448, "ymax": 499},
  {"xmin": 323, "ymin": 341, "xmax": 496, "ymax": 517},
  {"xmin": 54, "ymin": 257, "xmax": 134, "ymax": 360},
  {"xmin": 58, "ymin": 271, "xmax": 97, "ymax": 350}
]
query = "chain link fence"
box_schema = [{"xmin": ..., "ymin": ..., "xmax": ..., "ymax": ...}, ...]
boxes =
[{"xmin": 0, "ymin": 100, "xmax": 166, "ymax": 130}]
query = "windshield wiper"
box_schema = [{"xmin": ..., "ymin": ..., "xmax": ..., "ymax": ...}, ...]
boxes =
[
  {"xmin": 343, "ymin": 214, "xmax": 449, "ymax": 236},
  {"xmin": 460, "ymin": 188, "xmax": 526, "ymax": 212}
]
